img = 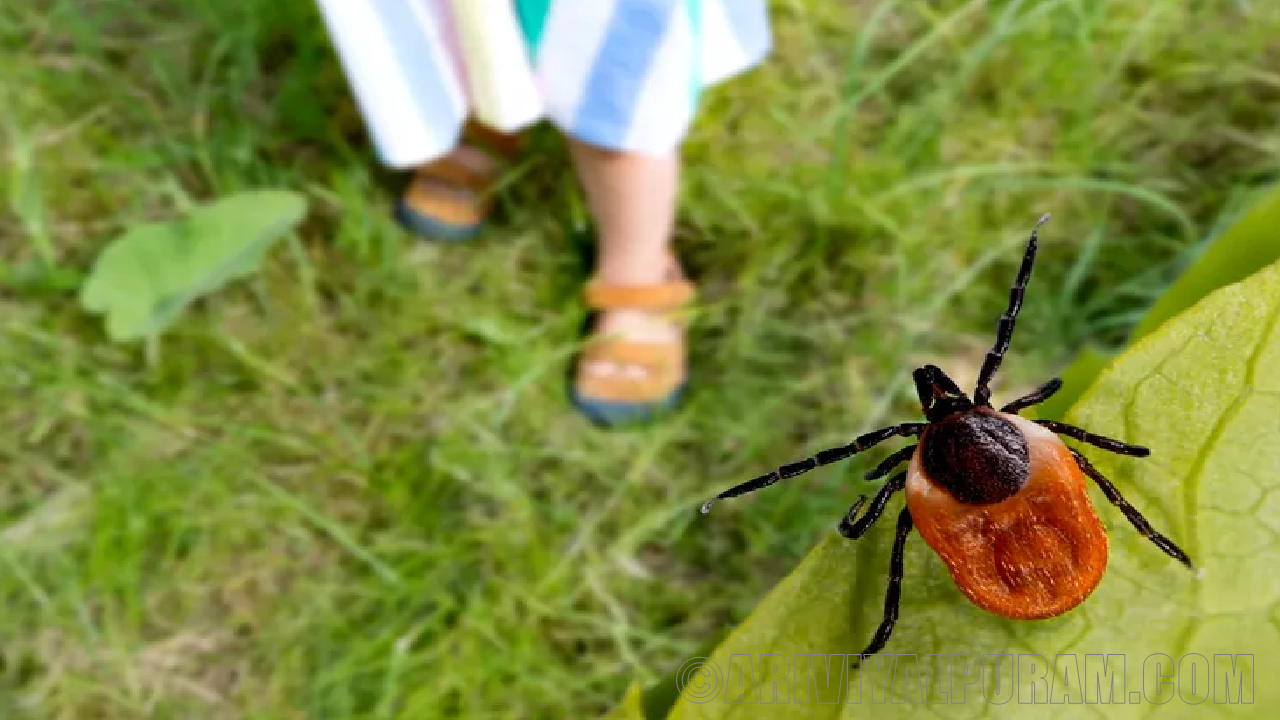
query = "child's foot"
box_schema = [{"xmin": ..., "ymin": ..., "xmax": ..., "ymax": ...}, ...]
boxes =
[
  {"xmin": 395, "ymin": 123, "xmax": 522, "ymax": 242},
  {"xmin": 571, "ymin": 256, "xmax": 694, "ymax": 426}
]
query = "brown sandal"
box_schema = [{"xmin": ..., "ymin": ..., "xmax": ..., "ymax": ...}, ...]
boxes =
[
  {"xmin": 396, "ymin": 120, "xmax": 524, "ymax": 241},
  {"xmin": 570, "ymin": 267, "xmax": 696, "ymax": 426}
]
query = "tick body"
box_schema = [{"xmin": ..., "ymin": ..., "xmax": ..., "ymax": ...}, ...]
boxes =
[
  {"xmin": 701, "ymin": 213, "xmax": 1194, "ymax": 663},
  {"xmin": 907, "ymin": 411, "xmax": 1108, "ymax": 620}
]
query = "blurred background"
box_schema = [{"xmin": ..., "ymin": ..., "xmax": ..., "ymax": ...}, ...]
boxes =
[{"xmin": 2, "ymin": 0, "xmax": 1279, "ymax": 717}]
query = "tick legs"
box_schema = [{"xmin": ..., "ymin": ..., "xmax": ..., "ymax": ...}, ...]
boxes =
[
  {"xmin": 853, "ymin": 506, "xmax": 915, "ymax": 667},
  {"xmin": 700, "ymin": 423, "xmax": 925, "ymax": 514},
  {"xmin": 1000, "ymin": 377, "xmax": 1063, "ymax": 414},
  {"xmin": 973, "ymin": 213, "xmax": 1051, "ymax": 407},
  {"xmin": 865, "ymin": 445, "xmax": 917, "ymax": 481},
  {"xmin": 1070, "ymin": 449, "xmax": 1194, "ymax": 569},
  {"xmin": 838, "ymin": 472, "xmax": 906, "ymax": 539},
  {"xmin": 1039, "ymin": 420, "xmax": 1149, "ymax": 457}
]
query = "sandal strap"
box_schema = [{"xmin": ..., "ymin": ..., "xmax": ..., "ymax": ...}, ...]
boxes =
[
  {"xmin": 413, "ymin": 121, "xmax": 523, "ymax": 191},
  {"xmin": 584, "ymin": 279, "xmax": 695, "ymax": 311},
  {"xmin": 415, "ymin": 155, "xmax": 495, "ymax": 192},
  {"xmin": 464, "ymin": 121, "xmax": 525, "ymax": 160},
  {"xmin": 580, "ymin": 339, "xmax": 680, "ymax": 369}
]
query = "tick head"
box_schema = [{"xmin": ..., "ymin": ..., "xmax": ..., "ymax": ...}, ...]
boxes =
[{"xmin": 914, "ymin": 364, "xmax": 974, "ymax": 423}]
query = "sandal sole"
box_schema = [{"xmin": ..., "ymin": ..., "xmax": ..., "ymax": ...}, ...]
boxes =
[
  {"xmin": 569, "ymin": 381, "xmax": 686, "ymax": 428},
  {"xmin": 395, "ymin": 199, "xmax": 483, "ymax": 243}
]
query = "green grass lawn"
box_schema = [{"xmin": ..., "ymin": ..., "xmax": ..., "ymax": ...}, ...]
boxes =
[{"xmin": 3, "ymin": 0, "xmax": 1279, "ymax": 717}]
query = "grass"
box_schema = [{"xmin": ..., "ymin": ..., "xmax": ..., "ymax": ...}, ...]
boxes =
[{"xmin": 2, "ymin": 0, "xmax": 1279, "ymax": 717}]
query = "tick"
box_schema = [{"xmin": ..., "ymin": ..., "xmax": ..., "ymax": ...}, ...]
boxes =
[{"xmin": 700, "ymin": 213, "xmax": 1194, "ymax": 662}]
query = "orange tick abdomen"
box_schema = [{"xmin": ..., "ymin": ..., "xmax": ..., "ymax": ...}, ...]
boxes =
[{"xmin": 905, "ymin": 412, "xmax": 1109, "ymax": 620}]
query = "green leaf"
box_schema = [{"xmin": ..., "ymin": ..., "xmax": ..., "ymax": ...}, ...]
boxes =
[
  {"xmin": 79, "ymin": 189, "xmax": 307, "ymax": 342},
  {"xmin": 1037, "ymin": 182, "xmax": 1280, "ymax": 420},
  {"xmin": 599, "ymin": 682, "xmax": 649, "ymax": 720},
  {"xmin": 650, "ymin": 259, "xmax": 1280, "ymax": 718},
  {"xmin": 612, "ymin": 629, "xmax": 734, "ymax": 720}
]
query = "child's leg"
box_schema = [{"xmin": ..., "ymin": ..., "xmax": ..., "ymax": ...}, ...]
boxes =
[
  {"xmin": 568, "ymin": 140, "xmax": 692, "ymax": 423},
  {"xmin": 570, "ymin": 141, "xmax": 679, "ymax": 295}
]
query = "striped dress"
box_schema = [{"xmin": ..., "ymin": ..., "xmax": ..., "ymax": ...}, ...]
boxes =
[{"xmin": 313, "ymin": 0, "xmax": 772, "ymax": 169}]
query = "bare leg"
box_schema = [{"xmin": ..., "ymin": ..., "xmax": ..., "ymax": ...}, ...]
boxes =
[{"xmin": 568, "ymin": 141, "xmax": 682, "ymax": 381}]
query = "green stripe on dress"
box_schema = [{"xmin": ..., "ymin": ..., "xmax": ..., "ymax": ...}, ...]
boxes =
[{"xmin": 514, "ymin": 0, "xmax": 556, "ymax": 60}]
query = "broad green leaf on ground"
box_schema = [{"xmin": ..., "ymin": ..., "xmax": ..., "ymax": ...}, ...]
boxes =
[
  {"xmin": 1038, "ymin": 182, "xmax": 1280, "ymax": 420},
  {"xmin": 613, "ymin": 629, "xmax": 732, "ymax": 720},
  {"xmin": 653, "ymin": 259, "xmax": 1280, "ymax": 719},
  {"xmin": 600, "ymin": 682, "xmax": 649, "ymax": 720},
  {"xmin": 79, "ymin": 190, "xmax": 307, "ymax": 341}
]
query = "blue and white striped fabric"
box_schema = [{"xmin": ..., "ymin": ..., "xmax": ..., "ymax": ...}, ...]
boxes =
[{"xmin": 313, "ymin": 0, "xmax": 771, "ymax": 170}]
